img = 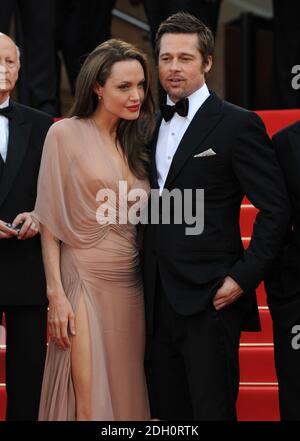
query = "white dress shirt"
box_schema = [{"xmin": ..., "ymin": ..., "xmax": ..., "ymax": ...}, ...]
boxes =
[
  {"xmin": 156, "ymin": 83, "xmax": 210, "ymax": 193},
  {"xmin": 0, "ymin": 97, "xmax": 10, "ymax": 162}
]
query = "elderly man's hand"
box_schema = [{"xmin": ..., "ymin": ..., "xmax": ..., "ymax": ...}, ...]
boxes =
[{"xmin": 12, "ymin": 212, "xmax": 39, "ymax": 240}]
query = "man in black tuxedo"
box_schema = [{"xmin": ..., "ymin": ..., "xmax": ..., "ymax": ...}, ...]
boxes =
[
  {"xmin": 0, "ymin": 33, "xmax": 52, "ymax": 420},
  {"xmin": 142, "ymin": 13, "xmax": 290, "ymax": 420},
  {"xmin": 264, "ymin": 122, "xmax": 300, "ymax": 420}
]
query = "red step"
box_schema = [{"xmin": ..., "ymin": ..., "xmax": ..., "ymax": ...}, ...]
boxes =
[
  {"xmin": 0, "ymin": 346, "xmax": 280, "ymax": 421},
  {"xmin": 0, "ymin": 383, "xmax": 280, "ymax": 422},
  {"xmin": 1, "ymin": 345, "xmax": 277, "ymax": 384},
  {"xmin": 256, "ymin": 109, "xmax": 300, "ymax": 138},
  {"xmin": 0, "ymin": 311, "xmax": 274, "ymax": 380},
  {"xmin": 237, "ymin": 385, "xmax": 279, "ymax": 421},
  {"xmin": 256, "ymin": 282, "xmax": 267, "ymax": 306},
  {"xmin": 0, "ymin": 349, "xmax": 5, "ymax": 384},
  {"xmin": 242, "ymin": 196, "xmax": 251, "ymax": 205},
  {"xmin": 241, "ymin": 308, "xmax": 273, "ymax": 344},
  {"xmin": 242, "ymin": 237, "xmax": 250, "ymax": 249},
  {"xmin": 239, "ymin": 346, "xmax": 277, "ymax": 383},
  {"xmin": 240, "ymin": 204, "xmax": 258, "ymax": 237},
  {"xmin": 0, "ymin": 382, "xmax": 280, "ymax": 422},
  {"xmin": 0, "ymin": 386, "xmax": 6, "ymax": 421}
]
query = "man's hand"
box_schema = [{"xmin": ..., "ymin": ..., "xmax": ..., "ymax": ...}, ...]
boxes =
[
  {"xmin": 12, "ymin": 212, "xmax": 39, "ymax": 240},
  {"xmin": 0, "ymin": 220, "xmax": 18, "ymax": 240},
  {"xmin": 213, "ymin": 276, "xmax": 243, "ymax": 310}
]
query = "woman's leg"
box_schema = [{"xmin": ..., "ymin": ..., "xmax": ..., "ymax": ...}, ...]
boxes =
[{"xmin": 71, "ymin": 294, "xmax": 92, "ymax": 421}]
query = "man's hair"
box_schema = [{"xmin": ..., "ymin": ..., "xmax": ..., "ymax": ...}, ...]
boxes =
[{"xmin": 155, "ymin": 12, "xmax": 214, "ymax": 65}]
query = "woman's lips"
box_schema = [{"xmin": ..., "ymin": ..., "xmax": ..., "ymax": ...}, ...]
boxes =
[{"xmin": 126, "ymin": 105, "xmax": 140, "ymax": 112}]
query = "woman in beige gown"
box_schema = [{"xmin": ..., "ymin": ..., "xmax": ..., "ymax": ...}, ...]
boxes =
[{"xmin": 33, "ymin": 39, "xmax": 155, "ymax": 421}]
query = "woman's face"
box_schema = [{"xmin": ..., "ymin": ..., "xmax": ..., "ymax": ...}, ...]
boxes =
[{"xmin": 96, "ymin": 59, "xmax": 146, "ymax": 121}]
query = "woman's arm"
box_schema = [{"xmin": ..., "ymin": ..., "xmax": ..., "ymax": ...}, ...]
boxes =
[{"xmin": 40, "ymin": 224, "xmax": 76, "ymax": 350}]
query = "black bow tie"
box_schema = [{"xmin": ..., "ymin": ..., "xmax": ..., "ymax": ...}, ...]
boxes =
[
  {"xmin": 0, "ymin": 104, "xmax": 13, "ymax": 119},
  {"xmin": 160, "ymin": 97, "xmax": 189, "ymax": 122}
]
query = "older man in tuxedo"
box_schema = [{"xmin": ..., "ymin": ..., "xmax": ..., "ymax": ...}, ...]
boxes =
[
  {"xmin": 142, "ymin": 13, "xmax": 290, "ymax": 420},
  {"xmin": 0, "ymin": 33, "xmax": 52, "ymax": 420}
]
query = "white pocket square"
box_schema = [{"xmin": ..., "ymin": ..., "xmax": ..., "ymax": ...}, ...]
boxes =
[{"xmin": 193, "ymin": 148, "xmax": 217, "ymax": 158}]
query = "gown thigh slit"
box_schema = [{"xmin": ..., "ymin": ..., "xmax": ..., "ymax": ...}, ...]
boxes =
[{"xmin": 71, "ymin": 292, "xmax": 93, "ymax": 421}]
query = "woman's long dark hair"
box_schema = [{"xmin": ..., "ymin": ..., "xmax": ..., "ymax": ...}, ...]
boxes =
[{"xmin": 69, "ymin": 39, "xmax": 155, "ymax": 179}]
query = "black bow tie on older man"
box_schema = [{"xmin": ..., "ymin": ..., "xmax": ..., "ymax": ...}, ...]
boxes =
[
  {"xmin": 160, "ymin": 97, "xmax": 189, "ymax": 122},
  {"xmin": 0, "ymin": 104, "xmax": 14, "ymax": 119}
]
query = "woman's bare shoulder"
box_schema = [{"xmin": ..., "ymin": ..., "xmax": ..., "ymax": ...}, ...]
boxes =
[{"xmin": 48, "ymin": 117, "xmax": 92, "ymax": 140}]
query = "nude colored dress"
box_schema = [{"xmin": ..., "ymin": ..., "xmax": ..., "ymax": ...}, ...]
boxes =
[{"xmin": 33, "ymin": 117, "xmax": 150, "ymax": 421}]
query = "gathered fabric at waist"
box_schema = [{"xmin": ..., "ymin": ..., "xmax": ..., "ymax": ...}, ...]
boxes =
[{"xmin": 60, "ymin": 229, "xmax": 141, "ymax": 287}]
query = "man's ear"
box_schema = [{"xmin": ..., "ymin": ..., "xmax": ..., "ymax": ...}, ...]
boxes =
[{"xmin": 203, "ymin": 56, "xmax": 213, "ymax": 74}]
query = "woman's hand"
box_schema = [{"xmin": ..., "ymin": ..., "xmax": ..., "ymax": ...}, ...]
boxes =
[
  {"xmin": 12, "ymin": 212, "xmax": 39, "ymax": 240},
  {"xmin": 48, "ymin": 293, "xmax": 76, "ymax": 350}
]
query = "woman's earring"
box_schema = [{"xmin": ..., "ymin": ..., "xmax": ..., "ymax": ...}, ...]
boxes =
[{"xmin": 98, "ymin": 95, "xmax": 102, "ymax": 100}]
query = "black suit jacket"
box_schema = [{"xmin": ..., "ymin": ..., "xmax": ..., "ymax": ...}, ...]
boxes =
[
  {"xmin": 0, "ymin": 101, "xmax": 52, "ymax": 306},
  {"xmin": 265, "ymin": 121, "xmax": 300, "ymax": 328},
  {"xmin": 142, "ymin": 92, "xmax": 290, "ymax": 333}
]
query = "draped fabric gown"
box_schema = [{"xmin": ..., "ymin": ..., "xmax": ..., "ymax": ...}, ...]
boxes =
[{"xmin": 33, "ymin": 117, "xmax": 150, "ymax": 420}]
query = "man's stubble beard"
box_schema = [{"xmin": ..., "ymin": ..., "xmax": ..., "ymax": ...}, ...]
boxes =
[{"xmin": 165, "ymin": 87, "xmax": 188, "ymax": 103}]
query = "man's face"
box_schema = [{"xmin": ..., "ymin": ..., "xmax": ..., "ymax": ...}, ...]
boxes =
[
  {"xmin": 158, "ymin": 33, "xmax": 212, "ymax": 103},
  {"xmin": 0, "ymin": 35, "xmax": 20, "ymax": 100}
]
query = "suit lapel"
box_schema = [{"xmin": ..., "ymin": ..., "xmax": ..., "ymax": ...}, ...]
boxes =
[
  {"xmin": 0, "ymin": 102, "xmax": 32, "ymax": 207},
  {"xmin": 164, "ymin": 92, "xmax": 224, "ymax": 189}
]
